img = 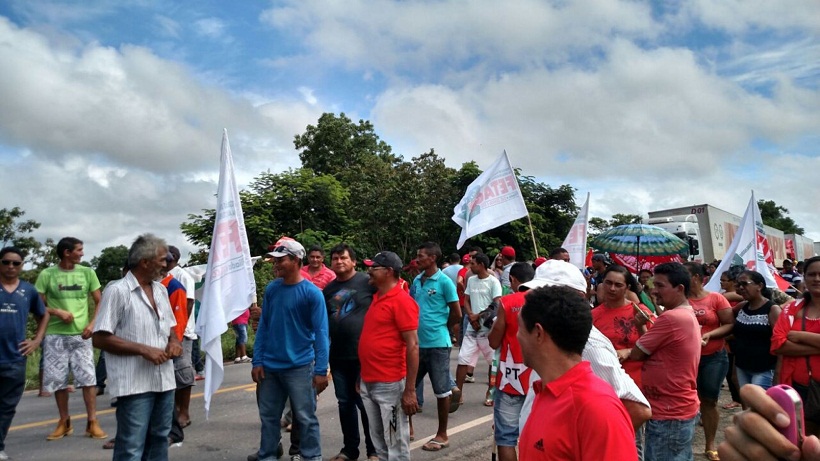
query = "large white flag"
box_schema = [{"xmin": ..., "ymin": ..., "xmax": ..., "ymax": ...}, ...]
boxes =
[
  {"xmin": 562, "ymin": 192, "xmax": 590, "ymax": 269},
  {"xmin": 196, "ymin": 130, "xmax": 256, "ymax": 417},
  {"xmin": 704, "ymin": 192, "xmax": 780, "ymax": 291},
  {"xmin": 452, "ymin": 150, "xmax": 529, "ymax": 249}
]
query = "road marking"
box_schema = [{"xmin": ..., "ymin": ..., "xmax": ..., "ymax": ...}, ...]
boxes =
[
  {"xmin": 410, "ymin": 414, "xmax": 493, "ymax": 451},
  {"xmin": 10, "ymin": 383, "xmax": 255, "ymax": 432}
]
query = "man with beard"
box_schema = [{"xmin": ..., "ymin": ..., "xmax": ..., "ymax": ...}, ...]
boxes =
[{"xmin": 93, "ymin": 234, "xmax": 182, "ymax": 460}]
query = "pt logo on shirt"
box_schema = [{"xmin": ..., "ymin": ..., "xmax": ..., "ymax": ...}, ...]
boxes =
[{"xmin": 534, "ymin": 438, "xmax": 544, "ymax": 452}]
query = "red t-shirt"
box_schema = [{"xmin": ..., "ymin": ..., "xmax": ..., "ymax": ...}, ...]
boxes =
[
  {"xmin": 301, "ymin": 264, "xmax": 337, "ymax": 290},
  {"xmin": 495, "ymin": 292, "xmax": 531, "ymax": 396},
  {"xmin": 771, "ymin": 299, "xmax": 820, "ymax": 386},
  {"xmin": 690, "ymin": 291, "xmax": 732, "ymax": 356},
  {"xmin": 519, "ymin": 362, "xmax": 636, "ymax": 460},
  {"xmin": 591, "ymin": 302, "xmax": 653, "ymax": 387},
  {"xmin": 636, "ymin": 308, "xmax": 701, "ymax": 420},
  {"xmin": 456, "ymin": 266, "xmax": 469, "ymax": 306},
  {"xmin": 359, "ymin": 283, "xmax": 419, "ymax": 383}
]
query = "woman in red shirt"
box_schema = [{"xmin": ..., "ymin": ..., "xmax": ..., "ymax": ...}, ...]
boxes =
[
  {"xmin": 684, "ymin": 262, "xmax": 734, "ymax": 461},
  {"xmin": 772, "ymin": 256, "xmax": 820, "ymax": 433},
  {"xmin": 591, "ymin": 265, "xmax": 653, "ymax": 387}
]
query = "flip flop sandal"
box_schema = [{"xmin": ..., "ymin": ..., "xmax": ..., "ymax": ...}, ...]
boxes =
[
  {"xmin": 705, "ymin": 449, "xmax": 720, "ymax": 461},
  {"xmin": 103, "ymin": 438, "xmax": 116, "ymax": 450},
  {"xmin": 422, "ymin": 439, "xmax": 449, "ymax": 452}
]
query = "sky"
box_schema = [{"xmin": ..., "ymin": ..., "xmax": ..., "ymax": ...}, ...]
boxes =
[{"xmin": 0, "ymin": 0, "xmax": 818, "ymax": 263}]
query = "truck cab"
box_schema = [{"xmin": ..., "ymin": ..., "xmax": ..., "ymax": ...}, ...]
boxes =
[{"xmin": 647, "ymin": 214, "xmax": 700, "ymax": 260}]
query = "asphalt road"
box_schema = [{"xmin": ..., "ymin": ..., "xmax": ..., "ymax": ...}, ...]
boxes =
[{"xmin": 6, "ymin": 351, "xmax": 496, "ymax": 461}]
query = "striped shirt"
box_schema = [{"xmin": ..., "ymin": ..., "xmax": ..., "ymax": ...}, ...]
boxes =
[{"xmin": 94, "ymin": 271, "xmax": 177, "ymax": 398}]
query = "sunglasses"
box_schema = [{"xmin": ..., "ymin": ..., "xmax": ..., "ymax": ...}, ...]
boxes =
[
  {"xmin": 1, "ymin": 260, "xmax": 22, "ymax": 267},
  {"xmin": 736, "ymin": 281, "xmax": 755, "ymax": 287}
]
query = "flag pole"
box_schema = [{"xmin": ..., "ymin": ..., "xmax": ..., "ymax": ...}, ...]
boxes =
[{"xmin": 526, "ymin": 213, "xmax": 539, "ymax": 257}]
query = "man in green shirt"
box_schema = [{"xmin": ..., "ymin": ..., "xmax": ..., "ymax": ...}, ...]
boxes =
[{"xmin": 35, "ymin": 237, "xmax": 107, "ymax": 441}]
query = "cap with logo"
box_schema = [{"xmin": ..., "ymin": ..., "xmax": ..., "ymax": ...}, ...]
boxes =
[{"xmin": 266, "ymin": 238, "xmax": 306, "ymax": 260}]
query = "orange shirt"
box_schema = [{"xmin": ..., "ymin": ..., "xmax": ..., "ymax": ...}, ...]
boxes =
[
  {"xmin": 772, "ymin": 300, "xmax": 820, "ymax": 386},
  {"xmin": 359, "ymin": 283, "xmax": 419, "ymax": 383},
  {"xmin": 690, "ymin": 292, "xmax": 732, "ymax": 356}
]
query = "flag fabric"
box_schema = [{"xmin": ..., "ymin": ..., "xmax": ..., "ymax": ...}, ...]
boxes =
[
  {"xmin": 452, "ymin": 150, "xmax": 529, "ymax": 249},
  {"xmin": 704, "ymin": 192, "xmax": 783, "ymax": 291},
  {"xmin": 562, "ymin": 192, "xmax": 590, "ymax": 269},
  {"xmin": 196, "ymin": 130, "xmax": 256, "ymax": 417}
]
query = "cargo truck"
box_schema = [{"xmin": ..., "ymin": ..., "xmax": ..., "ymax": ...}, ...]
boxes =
[
  {"xmin": 647, "ymin": 204, "xmax": 787, "ymax": 264},
  {"xmin": 785, "ymin": 234, "xmax": 816, "ymax": 261}
]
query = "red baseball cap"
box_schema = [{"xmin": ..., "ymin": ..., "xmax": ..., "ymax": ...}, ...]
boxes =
[{"xmin": 501, "ymin": 246, "xmax": 516, "ymax": 258}]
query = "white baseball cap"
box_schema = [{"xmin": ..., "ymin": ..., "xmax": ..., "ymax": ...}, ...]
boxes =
[{"xmin": 519, "ymin": 259, "xmax": 587, "ymax": 293}]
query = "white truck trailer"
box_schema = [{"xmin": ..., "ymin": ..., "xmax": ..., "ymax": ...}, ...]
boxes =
[{"xmin": 647, "ymin": 204, "xmax": 787, "ymax": 264}]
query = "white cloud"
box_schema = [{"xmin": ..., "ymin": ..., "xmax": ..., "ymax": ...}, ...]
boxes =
[{"xmin": 193, "ymin": 17, "xmax": 229, "ymax": 41}]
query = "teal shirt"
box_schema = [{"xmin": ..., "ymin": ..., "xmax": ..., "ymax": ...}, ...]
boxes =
[{"xmin": 410, "ymin": 269, "xmax": 458, "ymax": 348}]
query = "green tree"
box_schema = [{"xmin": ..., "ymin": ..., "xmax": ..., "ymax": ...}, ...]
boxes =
[
  {"xmin": 588, "ymin": 213, "xmax": 643, "ymax": 239},
  {"xmin": 758, "ymin": 199, "xmax": 804, "ymax": 235},
  {"xmin": 0, "ymin": 206, "xmax": 41, "ymax": 258},
  {"xmin": 181, "ymin": 169, "xmax": 350, "ymax": 260},
  {"xmin": 91, "ymin": 245, "xmax": 129, "ymax": 286}
]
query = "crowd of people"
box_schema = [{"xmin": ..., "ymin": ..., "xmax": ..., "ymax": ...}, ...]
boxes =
[{"xmin": 1, "ymin": 233, "xmax": 819, "ymax": 461}]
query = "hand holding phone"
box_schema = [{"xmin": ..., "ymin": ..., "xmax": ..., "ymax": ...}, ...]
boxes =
[{"xmin": 766, "ymin": 384, "xmax": 806, "ymax": 446}]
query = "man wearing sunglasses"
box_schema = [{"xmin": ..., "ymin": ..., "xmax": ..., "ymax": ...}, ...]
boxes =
[
  {"xmin": 35, "ymin": 237, "xmax": 107, "ymax": 441},
  {"xmin": 0, "ymin": 247, "xmax": 49, "ymax": 460},
  {"xmin": 251, "ymin": 239, "xmax": 329, "ymax": 461}
]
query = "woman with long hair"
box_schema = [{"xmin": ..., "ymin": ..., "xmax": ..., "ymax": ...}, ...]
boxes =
[
  {"xmin": 732, "ymin": 270, "xmax": 780, "ymax": 390},
  {"xmin": 684, "ymin": 261, "xmax": 734, "ymax": 461},
  {"xmin": 772, "ymin": 256, "xmax": 820, "ymax": 435}
]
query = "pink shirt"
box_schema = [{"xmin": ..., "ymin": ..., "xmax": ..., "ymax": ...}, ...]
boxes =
[
  {"xmin": 301, "ymin": 264, "xmax": 336, "ymax": 290},
  {"xmin": 636, "ymin": 308, "xmax": 701, "ymax": 420},
  {"xmin": 690, "ymin": 292, "xmax": 732, "ymax": 356}
]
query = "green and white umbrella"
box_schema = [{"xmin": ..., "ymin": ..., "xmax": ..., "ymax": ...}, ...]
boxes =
[{"xmin": 590, "ymin": 224, "xmax": 688, "ymax": 257}]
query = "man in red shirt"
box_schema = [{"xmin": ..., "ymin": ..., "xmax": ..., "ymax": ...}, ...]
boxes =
[
  {"xmin": 517, "ymin": 285, "xmax": 636, "ymax": 460},
  {"xmin": 629, "ymin": 262, "xmax": 701, "ymax": 461},
  {"xmin": 301, "ymin": 245, "xmax": 336, "ymax": 290},
  {"xmin": 487, "ymin": 262, "xmax": 535, "ymax": 461},
  {"xmin": 360, "ymin": 251, "xmax": 419, "ymax": 461}
]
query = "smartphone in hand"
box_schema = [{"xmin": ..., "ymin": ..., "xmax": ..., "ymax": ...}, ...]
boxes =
[{"xmin": 766, "ymin": 384, "xmax": 806, "ymax": 446}]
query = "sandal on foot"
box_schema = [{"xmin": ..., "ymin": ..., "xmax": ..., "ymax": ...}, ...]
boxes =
[
  {"xmin": 449, "ymin": 387, "xmax": 462, "ymax": 413},
  {"xmin": 422, "ymin": 439, "xmax": 449, "ymax": 452},
  {"xmin": 329, "ymin": 453, "xmax": 353, "ymax": 461},
  {"xmin": 722, "ymin": 402, "xmax": 741, "ymax": 410},
  {"xmin": 103, "ymin": 438, "xmax": 116, "ymax": 450},
  {"xmin": 705, "ymin": 450, "xmax": 720, "ymax": 461}
]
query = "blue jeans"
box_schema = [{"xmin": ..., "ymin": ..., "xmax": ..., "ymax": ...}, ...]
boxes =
[
  {"xmin": 257, "ymin": 364, "xmax": 321, "ymax": 461},
  {"xmin": 416, "ymin": 347, "xmax": 454, "ymax": 398},
  {"xmin": 113, "ymin": 390, "xmax": 174, "ymax": 461},
  {"xmin": 697, "ymin": 349, "xmax": 729, "ymax": 402},
  {"xmin": 330, "ymin": 359, "xmax": 375, "ymax": 459},
  {"xmin": 493, "ymin": 391, "xmax": 525, "ymax": 447},
  {"xmin": 0, "ymin": 361, "xmax": 26, "ymax": 452},
  {"xmin": 736, "ymin": 367, "xmax": 774, "ymax": 390},
  {"xmin": 644, "ymin": 417, "xmax": 696, "ymax": 461}
]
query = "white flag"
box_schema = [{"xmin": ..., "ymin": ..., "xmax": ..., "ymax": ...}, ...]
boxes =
[
  {"xmin": 452, "ymin": 150, "xmax": 529, "ymax": 249},
  {"xmin": 196, "ymin": 130, "xmax": 256, "ymax": 417},
  {"xmin": 562, "ymin": 193, "xmax": 590, "ymax": 269},
  {"xmin": 704, "ymin": 192, "xmax": 779, "ymax": 291}
]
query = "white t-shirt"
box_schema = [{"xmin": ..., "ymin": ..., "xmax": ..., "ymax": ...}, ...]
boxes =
[{"xmin": 465, "ymin": 274, "xmax": 502, "ymax": 333}]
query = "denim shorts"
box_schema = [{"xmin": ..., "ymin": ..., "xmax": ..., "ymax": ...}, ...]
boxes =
[
  {"xmin": 417, "ymin": 347, "xmax": 453, "ymax": 398},
  {"xmin": 736, "ymin": 367, "xmax": 774, "ymax": 390},
  {"xmin": 697, "ymin": 348, "xmax": 728, "ymax": 401},
  {"xmin": 233, "ymin": 324, "xmax": 248, "ymax": 346},
  {"xmin": 645, "ymin": 416, "xmax": 696, "ymax": 461},
  {"xmin": 493, "ymin": 391, "xmax": 525, "ymax": 447}
]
